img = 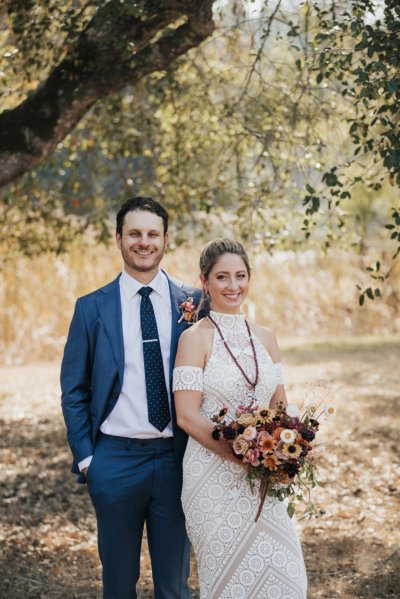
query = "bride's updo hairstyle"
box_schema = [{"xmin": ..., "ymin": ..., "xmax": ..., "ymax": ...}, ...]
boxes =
[
  {"xmin": 197, "ymin": 238, "xmax": 251, "ymax": 316},
  {"xmin": 200, "ymin": 238, "xmax": 251, "ymax": 280}
]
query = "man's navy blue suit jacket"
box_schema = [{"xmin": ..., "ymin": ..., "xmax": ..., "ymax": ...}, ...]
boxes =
[{"xmin": 60, "ymin": 271, "xmax": 202, "ymax": 483}]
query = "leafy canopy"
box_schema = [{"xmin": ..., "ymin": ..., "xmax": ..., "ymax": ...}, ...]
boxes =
[{"xmin": 0, "ymin": 0, "xmax": 399, "ymax": 302}]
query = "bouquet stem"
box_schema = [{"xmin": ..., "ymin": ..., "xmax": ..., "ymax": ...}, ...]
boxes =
[{"xmin": 255, "ymin": 479, "xmax": 269, "ymax": 522}]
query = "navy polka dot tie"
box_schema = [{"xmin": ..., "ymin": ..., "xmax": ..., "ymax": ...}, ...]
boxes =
[{"xmin": 138, "ymin": 286, "xmax": 171, "ymax": 432}]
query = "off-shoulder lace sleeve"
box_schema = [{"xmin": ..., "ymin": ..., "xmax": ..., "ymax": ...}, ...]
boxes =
[
  {"xmin": 173, "ymin": 366, "xmax": 204, "ymax": 392},
  {"xmin": 272, "ymin": 362, "xmax": 284, "ymax": 385}
]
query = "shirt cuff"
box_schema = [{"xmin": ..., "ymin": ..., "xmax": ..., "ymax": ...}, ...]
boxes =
[{"xmin": 78, "ymin": 455, "xmax": 93, "ymax": 471}]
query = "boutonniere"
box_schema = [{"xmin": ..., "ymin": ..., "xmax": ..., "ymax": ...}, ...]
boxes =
[{"xmin": 178, "ymin": 296, "xmax": 196, "ymax": 324}]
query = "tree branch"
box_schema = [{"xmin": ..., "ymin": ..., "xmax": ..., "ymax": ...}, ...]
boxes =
[{"xmin": 0, "ymin": 0, "xmax": 214, "ymax": 188}]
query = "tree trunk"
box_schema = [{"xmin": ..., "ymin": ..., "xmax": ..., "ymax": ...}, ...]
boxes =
[{"xmin": 0, "ymin": 0, "xmax": 214, "ymax": 188}]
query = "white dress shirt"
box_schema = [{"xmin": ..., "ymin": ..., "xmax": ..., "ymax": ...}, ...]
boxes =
[{"xmin": 78, "ymin": 268, "xmax": 173, "ymax": 471}]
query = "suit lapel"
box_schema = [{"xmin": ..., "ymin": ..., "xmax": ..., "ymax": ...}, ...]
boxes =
[
  {"xmin": 95, "ymin": 275, "xmax": 124, "ymax": 384},
  {"xmin": 166, "ymin": 274, "xmax": 188, "ymax": 377}
]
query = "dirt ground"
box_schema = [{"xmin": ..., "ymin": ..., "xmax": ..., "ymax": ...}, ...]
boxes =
[{"xmin": 1, "ymin": 339, "xmax": 399, "ymax": 599}]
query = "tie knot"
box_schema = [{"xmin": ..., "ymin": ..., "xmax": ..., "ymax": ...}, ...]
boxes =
[{"xmin": 138, "ymin": 286, "xmax": 153, "ymax": 299}]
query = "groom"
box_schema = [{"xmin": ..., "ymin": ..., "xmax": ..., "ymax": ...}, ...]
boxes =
[{"xmin": 61, "ymin": 197, "xmax": 201, "ymax": 599}]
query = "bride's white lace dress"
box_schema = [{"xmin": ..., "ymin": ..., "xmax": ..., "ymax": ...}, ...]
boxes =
[{"xmin": 173, "ymin": 311, "xmax": 307, "ymax": 599}]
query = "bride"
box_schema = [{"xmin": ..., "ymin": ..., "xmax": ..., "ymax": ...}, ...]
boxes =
[{"xmin": 173, "ymin": 238, "xmax": 307, "ymax": 599}]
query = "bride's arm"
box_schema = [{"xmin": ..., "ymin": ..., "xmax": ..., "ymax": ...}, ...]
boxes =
[{"xmin": 174, "ymin": 325, "xmax": 244, "ymax": 465}]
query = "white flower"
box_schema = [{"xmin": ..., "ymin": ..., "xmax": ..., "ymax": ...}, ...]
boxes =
[
  {"xmin": 305, "ymin": 403, "xmax": 317, "ymax": 415},
  {"xmin": 243, "ymin": 426, "xmax": 257, "ymax": 441},
  {"xmin": 324, "ymin": 403, "xmax": 335, "ymax": 417},
  {"xmin": 286, "ymin": 404, "xmax": 301, "ymax": 418},
  {"xmin": 280, "ymin": 429, "xmax": 297, "ymax": 443}
]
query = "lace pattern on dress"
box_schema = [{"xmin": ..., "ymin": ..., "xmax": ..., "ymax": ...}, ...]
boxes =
[
  {"xmin": 173, "ymin": 366, "xmax": 204, "ymax": 392},
  {"xmin": 180, "ymin": 311, "xmax": 307, "ymax": 599},
  {"xmin": 273, "ymin": 362, "xmax": 284, "ymax": 385}
]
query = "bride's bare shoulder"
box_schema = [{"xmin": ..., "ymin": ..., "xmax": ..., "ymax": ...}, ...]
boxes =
[
  {"xmin": 179, "ymin": 316, "xmax": 213, "ymax": 342},
  {"xmin": 251, "ymin": 323, "xmax": 281, "ymax": 362},
  {"xmin": 176, "ymin": 317, "xmax": 214, "ymax": 366}
]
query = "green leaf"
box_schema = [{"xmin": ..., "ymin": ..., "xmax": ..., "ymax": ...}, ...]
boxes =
[
  {"xmin": 323, "ymin": 172, "xmax": 339, "ymax": 186},
  {"xmin": 366, "ymin": 287, "xmax": 374, "ymax": 300},
  {"xmin": 287, "ymin": 502, "xmax": 295, "ymax": 518}
]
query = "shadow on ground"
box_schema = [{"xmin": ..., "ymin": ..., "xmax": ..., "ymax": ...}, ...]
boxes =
[
  {"xmin": 1, "ymin": 346, "xmax": 399, "ymax": 599},
  {"xmin": 0, "ymin": 416, "xmax": 199, "ymax": 599}
]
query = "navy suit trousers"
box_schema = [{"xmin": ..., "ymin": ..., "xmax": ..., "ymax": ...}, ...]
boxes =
[{"xmin": 86, "ymin": 433, "xmax": 191, "ymax": 599}]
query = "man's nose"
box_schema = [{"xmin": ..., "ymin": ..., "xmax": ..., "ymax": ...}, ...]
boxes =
[{"xmin": 138, "ymin": 236, "xmax": 151, "ymax": 246}]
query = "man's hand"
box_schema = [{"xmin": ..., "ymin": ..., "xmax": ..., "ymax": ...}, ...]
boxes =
[{"xmin": 82, "ymin": 466, "xmax": 89, "ymax": 476}]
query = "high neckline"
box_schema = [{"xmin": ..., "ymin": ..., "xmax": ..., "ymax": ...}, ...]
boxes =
[{"xmin": 208, "ymin": 310, "xmax": 247, "ymax": 330}]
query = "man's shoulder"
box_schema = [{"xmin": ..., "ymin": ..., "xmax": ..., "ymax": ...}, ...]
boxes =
[
  {"xmin": 166, "ymin": 273, "xmax": 201, "ymax": 300},
  {"xmin": 182, "ymin": 283, "xmax": 202, "ymax": 301},
  {"xmin": 76, "ymin": 275, "xmax": 120, "ymax": 304}
]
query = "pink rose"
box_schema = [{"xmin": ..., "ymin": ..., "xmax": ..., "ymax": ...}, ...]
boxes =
[
  {"xmin": 243, "ymin": 448, "xmax": 260, "ymax": 467},
  {"xmin": 232, "ymin": 436, "xmax": 250, "ymax": 456}
]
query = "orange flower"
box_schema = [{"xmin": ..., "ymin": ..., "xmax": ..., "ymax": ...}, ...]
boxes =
[
  {"xmin": 178, "ymin": 297, "xmax": 196, "ymax": 324},
  {"xmin": 262, "ymin": 454, "xmax": 280, "ymax": 471},
  {"xmin": 258, "ymin": 432, "xmax": 276, "ymax": 454},
  {"xmin": 273, "ymin": 427, "xmax": 284, "ymax": 441}
]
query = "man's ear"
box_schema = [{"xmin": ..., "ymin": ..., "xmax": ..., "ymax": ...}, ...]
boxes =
[{"xmin": 116, "ymin": 232, "xmax": 122, "ymax": 249}]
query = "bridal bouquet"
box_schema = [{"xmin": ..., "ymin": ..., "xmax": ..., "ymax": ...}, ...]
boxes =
[{"xmin": 211, "ymin": 400, "xmax": 334, "ymax": 521}]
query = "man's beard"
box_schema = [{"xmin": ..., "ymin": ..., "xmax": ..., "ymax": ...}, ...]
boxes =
[
  {"xmin": 121, "ymin": 245, "xmax": 165, "ymax": 273},
  {"xmin": 131, "ymin": 263, "xmax": 156, "ymax": 272}
]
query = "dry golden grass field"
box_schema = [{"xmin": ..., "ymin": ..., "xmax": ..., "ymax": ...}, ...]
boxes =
[
  {"xmin": 1, "ymin": 337, "xmax": 399, "ymax": 599},
  {"xmin": 1, "ymin": 246, "xmax": 400, "ymax": 365}
]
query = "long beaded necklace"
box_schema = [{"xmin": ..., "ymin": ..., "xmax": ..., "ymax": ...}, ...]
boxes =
[{"xmin": 208, "ymin": 313, "xmax": 259, "ymax": 399}]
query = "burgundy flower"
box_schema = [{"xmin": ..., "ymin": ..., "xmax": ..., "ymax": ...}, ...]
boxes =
[
  {"xmin": 223, "ymin": 425, "xmax": 238, "ymax": 441},
  {"xmin": 283, "ymin": 462, "xmax": 300, "ymax": 477},
  {"xmin": 212, "ymin": 428, "xmax": 221, "ymax": 441},
  {"xmin": 302, "ymin": 428, "xmax": 315, "ymax": 442},
  {"xmin": 263, "ymin": 422, "xmax": 277, "ymax": 434}
]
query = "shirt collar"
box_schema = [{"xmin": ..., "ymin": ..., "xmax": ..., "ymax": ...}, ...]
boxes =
[{"xmin": 120, "ymin": 268, "xmax": 170, "ymax": 301}]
